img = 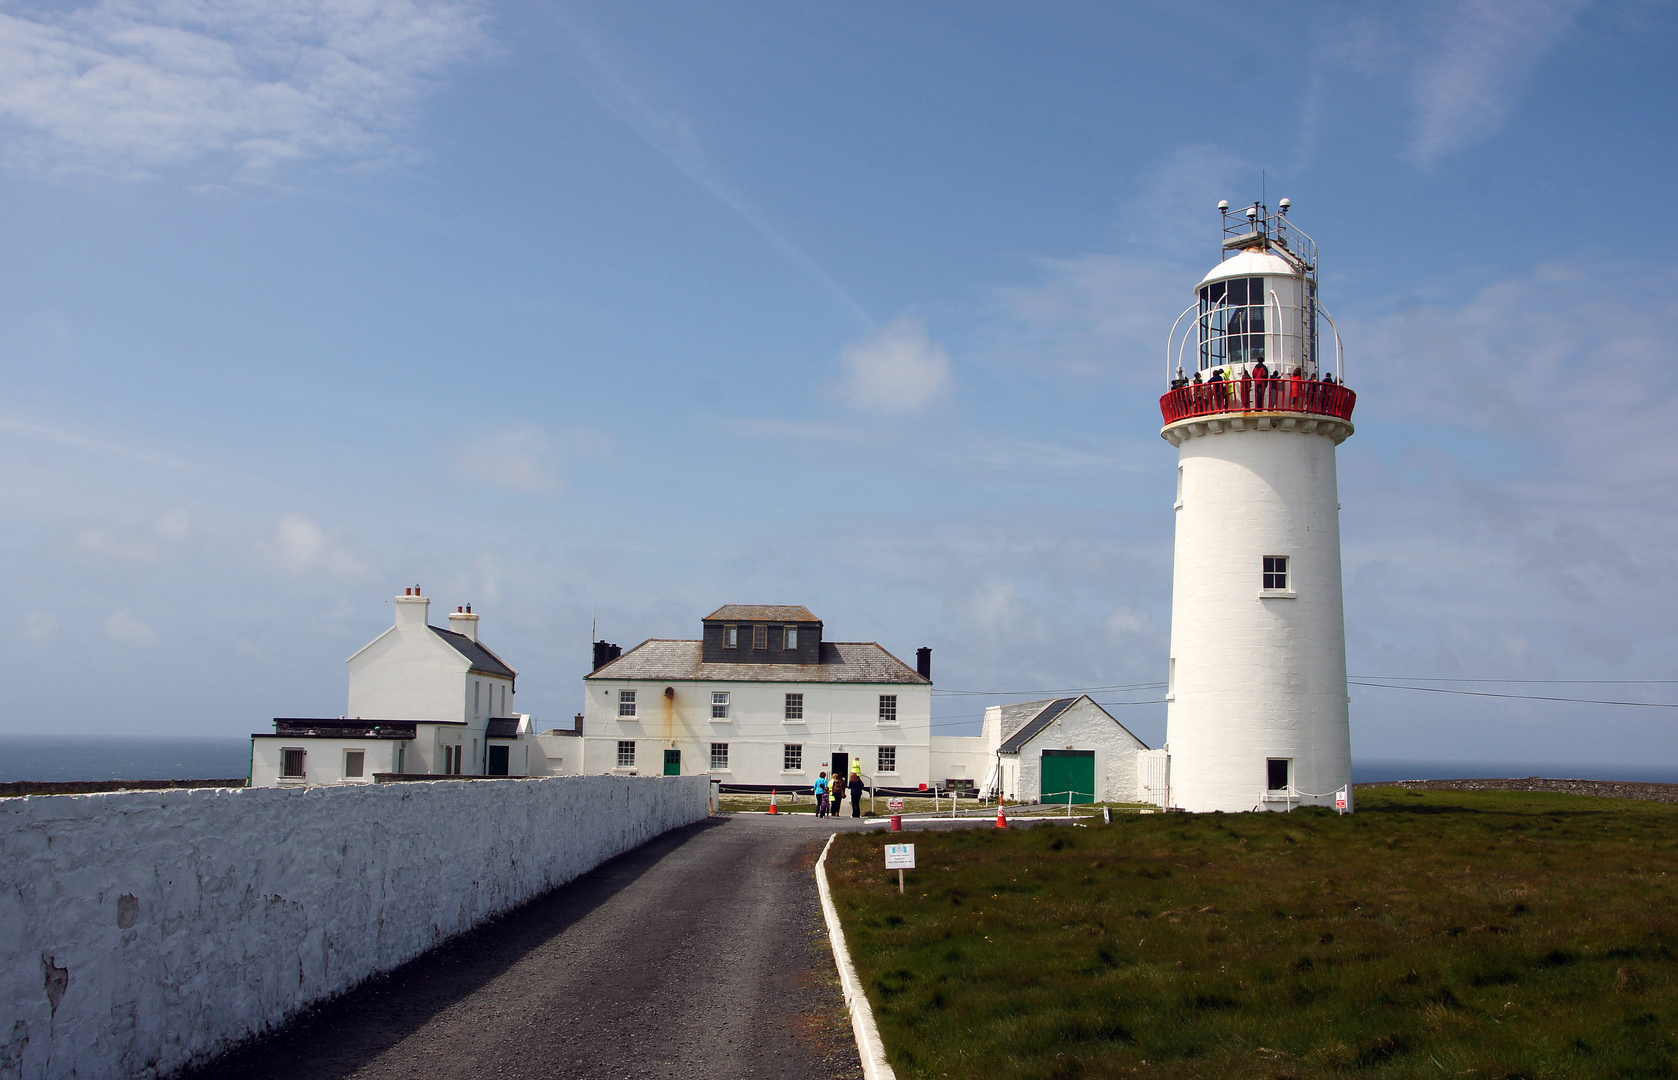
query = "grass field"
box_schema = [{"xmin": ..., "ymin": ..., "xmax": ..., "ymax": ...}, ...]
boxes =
[{"xmin": 824, "ymin": 789, "xmax": 1677, "ymax": 1079}]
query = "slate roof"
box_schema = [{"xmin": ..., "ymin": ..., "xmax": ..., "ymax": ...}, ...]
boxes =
[
  {"xmin": 996, "ymin": 695, "xmax": 1150, "ymax": 754},
  {"xmin": 998, "ymin": 698, "xmax": 1077, "ymax": 754},
  {"xmin": 703, "ymin": 605, "xmax": 820, "ymax": 623},
  {"xmin": 484, "ymin": 717, "xmax": 521, "ymax": 739},
  {"xmin": 430, "ymin": 626, "xmax": 518, "ymax": 679},
  {"xmin": 586, "ymin": 639, "xmax": 927, "ymax": 684}
]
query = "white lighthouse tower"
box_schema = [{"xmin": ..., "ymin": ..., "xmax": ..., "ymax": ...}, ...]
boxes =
[{"xmin": 1159, "ymin": 199, "xmax": 1354, "ymax": 813}]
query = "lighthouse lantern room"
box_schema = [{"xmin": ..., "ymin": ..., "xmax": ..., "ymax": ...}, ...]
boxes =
[{"xmin": 1158, "ymin": 200, "xmax": 1355, "ymax": 813}]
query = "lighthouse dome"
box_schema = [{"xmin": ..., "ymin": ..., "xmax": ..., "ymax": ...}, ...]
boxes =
[{"xmin": 1196, "ymin": 249, "xmax": 1300, "ymax": 288}]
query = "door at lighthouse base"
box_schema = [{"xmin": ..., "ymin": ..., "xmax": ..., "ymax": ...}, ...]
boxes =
[{"xmin": 1040, "ymin": 749, "xmax": 1095, "ymax": 804}]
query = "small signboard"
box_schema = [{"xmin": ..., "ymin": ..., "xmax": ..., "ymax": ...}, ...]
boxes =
[
  {"xmin": 887, "ymin": 798, "xmax": 905, "ymax": 813},
  {"xmin": 1335, "ymin": 787, "xmax": 1349, "ymax": 813},
  {"xmin": 885, "ymin": 843, "xmax": 916, "ymax": 869}
]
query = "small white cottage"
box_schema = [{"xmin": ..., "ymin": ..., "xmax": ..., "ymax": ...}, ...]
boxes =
[
  {"xmin": 980, "ymin": 695, "xmax": 1150, "ymax": 804},
  {"xmin": 249, "ymin": 588, "xmax": 543, "ymax": 787}
]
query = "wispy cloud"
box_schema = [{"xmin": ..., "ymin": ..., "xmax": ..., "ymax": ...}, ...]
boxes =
[
  {"xmin": 548, "ymin": 12, "xmax": 871, "ymax": 326},
  {"xmin": 833, "ymin": 315, "xmax": 951, "ymax": 413},
  {"xmin": 454, "ymin": 424, "xmax": 563, "ymax": 493},
  {"xmin": 1406, "ymin": 0, "xmax": 1588, "ymax": 167},
  {"xmin": 261, "ymin": 512, "xmax": 365, "ymax": 578},
  {"xmin": 105, "ymin": 608, "xmax": 160, "ymax": 647},
  {"xmin": 0, "ymin": 0, "xmax": 490, "ymax": 177}
]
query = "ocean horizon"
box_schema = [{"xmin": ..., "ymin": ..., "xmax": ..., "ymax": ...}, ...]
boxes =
[{"xmin": 0, "ymin": 736, "xmax": 1675, "ymax": 787}]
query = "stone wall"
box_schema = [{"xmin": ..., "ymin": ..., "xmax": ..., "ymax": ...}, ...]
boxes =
[{"xmin": 0, "ymin": 774, "xmax": 709, "ymax": 1079}]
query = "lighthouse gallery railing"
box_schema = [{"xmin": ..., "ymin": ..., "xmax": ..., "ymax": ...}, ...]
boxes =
[{"xmin": 1159, "ymin": 378, "xmax": 1356, "ymax": 425}]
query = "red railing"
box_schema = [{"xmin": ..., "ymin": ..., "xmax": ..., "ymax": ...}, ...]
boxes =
[{"xmin": 1160, "ymin": 378, "xmax": 1356, "ymax": 425}]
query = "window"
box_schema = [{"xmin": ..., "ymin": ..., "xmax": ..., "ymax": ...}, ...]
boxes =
[
  {"xmin": 1197, "ymin": 276, "xmax": 1267, "ymax": 370},
  {"xmin": 441, "ymin": 745, "xmax": 452, "ymax": 774},
  {"xmin": 752, "ymin": 625, "xmax": 768, "ymax": 650},
  {"xmin": 1176, "ymin": 465, "xmax": 1184, "ymax": 507},
  {"xmin": 499, "ymin": 684, "xmax": 506, "ymax": 715},
  {"xmin": 878, "ymin": 745, "xmax": 897, "ymax": 773},
  {"xmin": 619, "ymin": 689, "xmax": 637, "ymax": 717},
  {"xmin": 474, "ymin": 680, "xmax": 481, "ymax": 717},
  {"xmin": 878, "ymin": 694, "xmax": 898, "ymax": 724},
  {"xmin": 344, "ymin": 750, "xmax": 365, "ymax": 779},
  {"xmin": 784, "ymin": 626, "xmax": 798, "ymax": 649},
  {"xmin": 724, "ymin": 624, "xmax": 738, "ymax": 649},
  {"xmin": 784, "ymin": 693, "xmax": 804, "ymax": 720},
  {"xmin": 784, "ymin": 744, "xmax": 803, "ymax": 771},
  {"xmin": 1267, "ymin": 758, "xmax": 1290, "ymax": 792},
  {"xmin": 710, "ymin": 742, "xmax": 729, "ymax": 771},
  {"xmin": 1263, "ymin": 556, "xmax": 1289, "ymax": 590},
  {"xmin": 280, "ymin": 747, "xmax": 305, "ymax": 779},
  {"xmin": 712, "ymin": 692, "xmax": 730, "ymax": 719},
  {"xmin": 617, "ymin": 740, "xmax": 636, "ymax": 768}
]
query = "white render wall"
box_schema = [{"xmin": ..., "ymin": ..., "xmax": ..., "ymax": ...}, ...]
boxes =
[
  {"xmin": 582, "ymin": 678, "xmax": 933, "ymax": 787},
  {"xmin": 1164, "ymin": 421, "xmax": 1353, "ymax": 812},
  {"xmin": 0, "ymin": 774, "xmax": 708, "ymax": 1080},
  {"xmin": 928, "ymin": 736, "xmax": 986, "ymax": 787}
]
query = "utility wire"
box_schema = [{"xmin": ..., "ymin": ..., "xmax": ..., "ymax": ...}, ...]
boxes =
[
  {"xmin": 933, "ymin": 681, "xmax": 1167, "ymax": 697},
  {"xmin": 1349, "ymin": 681, "xmax": 1678, "ymax": 708},
  {"xmin": 1353, "ymin": 676, "xmax": 1678, "ymax": 684}
]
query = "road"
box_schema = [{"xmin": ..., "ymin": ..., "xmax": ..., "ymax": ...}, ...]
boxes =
[{"xmin": 182, "ymin": 814, "xmax": 873, "ymax": 1080}]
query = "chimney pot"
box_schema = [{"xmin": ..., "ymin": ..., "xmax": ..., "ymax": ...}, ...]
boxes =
[
  {"xmin": 916, "ymin": 646, "xmax": 932, "ymax": 679},
  {"xmin": 457, "ymin": 606, "xmax": 463, "ymax": 613}
]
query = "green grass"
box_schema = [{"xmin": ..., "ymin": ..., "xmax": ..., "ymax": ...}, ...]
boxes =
[{"xmin": 824, "ymin": 789, "xmax": 1678, "ymax": 1079}]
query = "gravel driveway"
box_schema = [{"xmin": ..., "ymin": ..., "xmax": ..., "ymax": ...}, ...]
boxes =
[{"xmin": 181, "ymin": 814, "xmax": 871, "ymax": 1080}]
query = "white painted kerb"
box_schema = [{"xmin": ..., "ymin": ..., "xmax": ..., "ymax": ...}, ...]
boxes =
[{"xmin": 816, "ymin": 833, "xmax": 897, "ymax": 1080}]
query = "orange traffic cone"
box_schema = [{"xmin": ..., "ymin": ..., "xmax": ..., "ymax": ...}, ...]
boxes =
[
  {"xmin": 769, "ymin": 788, "xmax": 778, "ymax": 814},
  {"xmin": 995, "ymin": 803, "xmax": 1009, "ymax": 829}
]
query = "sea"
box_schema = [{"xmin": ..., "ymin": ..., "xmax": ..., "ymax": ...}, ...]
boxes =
[{"xmin": 0, "ymin": 736, "xmax": 1675, "ymax": 786}]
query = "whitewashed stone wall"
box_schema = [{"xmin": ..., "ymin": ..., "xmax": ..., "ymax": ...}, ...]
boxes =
[{"xmin": 0, "ymin": 774, "xmax": 708, "ymax": 1080}]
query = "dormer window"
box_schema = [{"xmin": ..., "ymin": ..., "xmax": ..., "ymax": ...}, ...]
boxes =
[
  {"xmin": 784, "ymin": 626, "xmax": 798, "ymax": 649},
  {"xmin": 752, "ymin": 625, "xmax": 768, "ymax": 650},
  {"xmin": 724, "ymin": 625, "xmax": 738, "ymax": 649}
]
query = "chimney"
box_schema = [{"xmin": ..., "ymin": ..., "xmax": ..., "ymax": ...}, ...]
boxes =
[
  {"xmin": 573, "ymin": 712, "xmax": 584, "ymax": 735},
  {"xmin": 592, "ymin": 640, "xmax": 621, "ymax": 672},
  {"xmin": 916, "ymin": 646, "xmax": 932, "ymax": 679},
  {"xmin": 395, "ymin": 587, "xmax": 430, "ymax": 632},
  {"xmin": 449, "ymin": 604, "xmax": 480, "ymax": 643}
]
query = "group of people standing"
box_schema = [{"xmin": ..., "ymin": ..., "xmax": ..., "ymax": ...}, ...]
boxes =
[
  {"xmin": 813, "ymin": 770, "xmax": 864, "ymax": 818},
  {"xmin": 1170, "ymin": 361, "xmax": 1342, "ymax": 413}
]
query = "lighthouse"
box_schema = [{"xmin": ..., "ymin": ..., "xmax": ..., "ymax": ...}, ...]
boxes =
[{"xmin": 1159, "ymin": 199, "xmax": 1355, "ymax": 813}]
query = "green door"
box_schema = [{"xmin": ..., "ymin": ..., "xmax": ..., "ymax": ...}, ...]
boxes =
[
  {"xmin": 1040, "ymin": 749, "xmax": 1095, "ymax": 804},
  {"xmin": 663, "ymin": 749, "xmax": 681, "ymax": 776}
]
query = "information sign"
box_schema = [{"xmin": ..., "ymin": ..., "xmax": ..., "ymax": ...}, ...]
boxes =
[
  {"xmin": 1335, "ymin": 787, "xmax": 1349, "ymax": 812},
  {"xmin": 887, "ymin": 798, "xmax": 904, "ymax": 813},
  {"xmin": 884, "ymin": 843, "xmax": 915, "ymax": 869}
]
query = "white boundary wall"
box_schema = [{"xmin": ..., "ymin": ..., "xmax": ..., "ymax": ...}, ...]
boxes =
[{"xmin": 0, "ymin": 774, "xmax": 708, "ymax": 1080}]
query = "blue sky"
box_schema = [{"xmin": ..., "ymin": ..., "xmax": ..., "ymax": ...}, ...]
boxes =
[{"xmin": 1, "ymin": 0, "xmax": 1675, "ymax": 767}]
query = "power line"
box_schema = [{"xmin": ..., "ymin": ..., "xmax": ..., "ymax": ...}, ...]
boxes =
[
  {"xmin": 933, "ymin": 682, "xmax": 1167, "ymax": 697},
  {"xmin": 1354, "ymin": 676, "xmax": 1678, "ymax": 685},
  {"xmin": 1349, "ymin": 681, "xmax": 1678, "ymax": 708}
]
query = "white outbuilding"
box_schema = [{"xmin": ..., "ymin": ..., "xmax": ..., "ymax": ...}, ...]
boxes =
[
  {"xmin": 250, "ymin": 588, "xmax": 544, "ymax": 787},
  {"xmin": 980, "ymin": 696, "xmax": 1150, "ymax": 805}
]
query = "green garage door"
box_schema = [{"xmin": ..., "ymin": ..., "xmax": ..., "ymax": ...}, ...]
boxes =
[{"xmin": 1040, "ymin": 749, "xmax": 1095, "ymax": 804}]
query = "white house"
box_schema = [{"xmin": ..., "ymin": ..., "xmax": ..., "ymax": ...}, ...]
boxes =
[
  {"xmin": 250, "ymin": 588, "xmax": 546, "ymax": 787},
  {"xmin": 581, "ymin": 605, "xmax": 933, "ymax": 791},
  {"xmin": 978, "ymin": 696, "xmax": 1151, "ymax": 805}
]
